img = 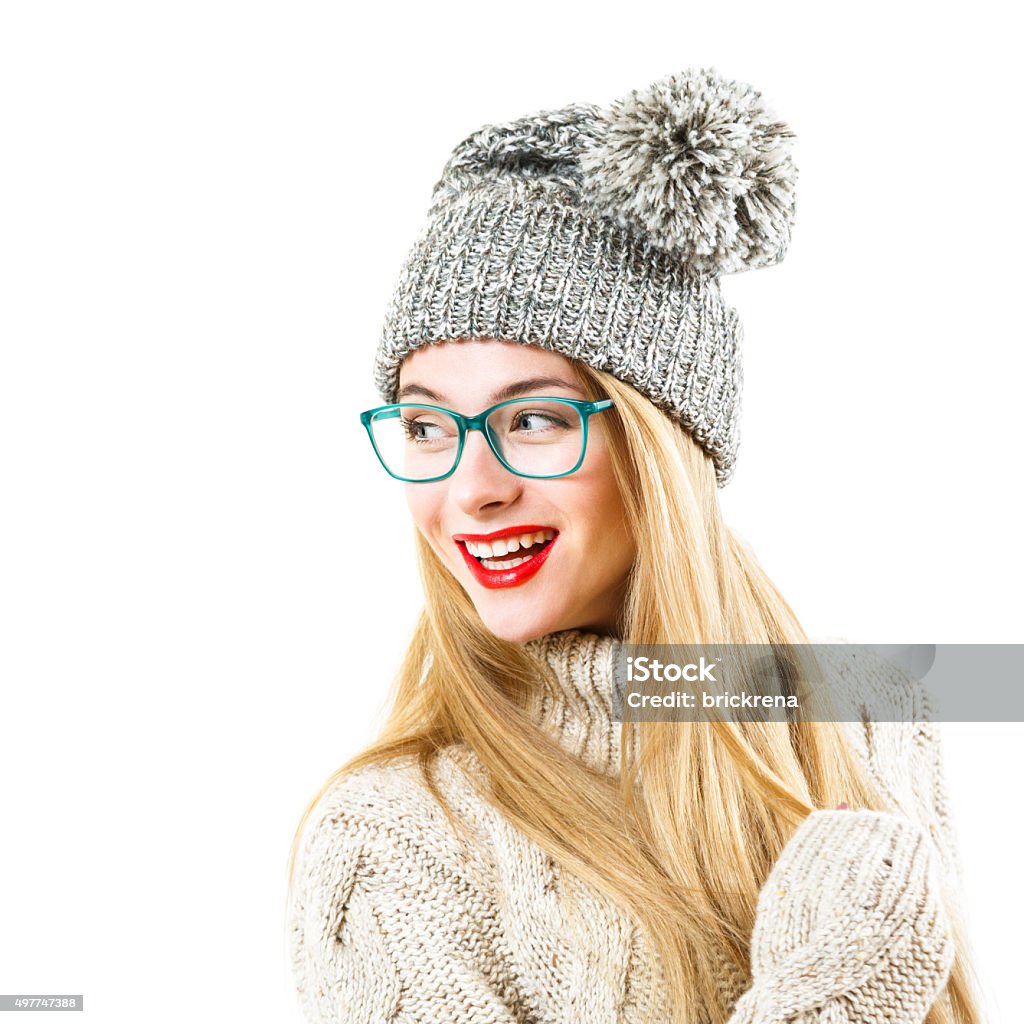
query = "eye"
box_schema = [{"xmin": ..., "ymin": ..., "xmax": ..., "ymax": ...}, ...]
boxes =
[
  {"xmin": 401, "ymin": 417, "xmax": 449, "ymax": 442},
  {"xmin": 511, "ymin": 409, "xmax": 570, "ymax": 432}
]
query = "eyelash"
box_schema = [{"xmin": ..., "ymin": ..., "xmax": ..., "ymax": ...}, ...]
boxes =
[{"xmin": 400, "ymin": 409, "xmax": 570, "ymax": 443}]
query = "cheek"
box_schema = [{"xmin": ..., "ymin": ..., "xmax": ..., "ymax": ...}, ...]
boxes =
[
  {"xmin": 405, "ymin": 487, "xmax": 438, "ymax": 532},
  {"xmin": 404, "ymin": 485, "xmax": 446, "ymax": 542},
  {"xmin": 588, "ymin": 472, "xmax": 634, "ymax": 575}
]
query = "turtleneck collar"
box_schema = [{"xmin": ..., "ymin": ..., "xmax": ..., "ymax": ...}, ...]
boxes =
[{"xmin": 521, "ymin": 628, "xmax": 626, "ymax": 776}]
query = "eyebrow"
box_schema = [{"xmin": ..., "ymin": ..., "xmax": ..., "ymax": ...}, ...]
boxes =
[{"xmin": 396, "ymin": 375, "xmax": 582, "ymax": 405}]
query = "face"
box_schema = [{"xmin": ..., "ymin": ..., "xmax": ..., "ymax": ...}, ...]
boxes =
[{"xmin": 397, "ymin": 339, "xmax": 636, "ymax": 644}]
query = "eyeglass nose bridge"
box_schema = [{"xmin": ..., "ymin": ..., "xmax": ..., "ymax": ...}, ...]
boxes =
[{"xmin": 452, "ymin": 408, "xmax": 509, "ymax": 475}]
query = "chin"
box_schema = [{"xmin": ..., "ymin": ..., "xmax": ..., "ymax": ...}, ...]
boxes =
[{"xmin": 476, "ymin": 602, "xmax": 566, "ymax": 645}]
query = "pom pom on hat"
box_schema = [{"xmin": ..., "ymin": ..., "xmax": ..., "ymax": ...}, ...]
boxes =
[{"xmin": 579, "ymin": 67, "xmax": 798, "ymax": 274}]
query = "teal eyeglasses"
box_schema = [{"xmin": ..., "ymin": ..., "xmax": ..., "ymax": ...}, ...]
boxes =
[{"xmin": 360, "ymin": 396, "xmax": 615, "ymax": 483}]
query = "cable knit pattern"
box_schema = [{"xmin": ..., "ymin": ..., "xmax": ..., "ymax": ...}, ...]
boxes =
[
  {"xmin": 287, "ymin": 631, "xmax": 962, "ymax": 1023},
  {"xmin": 730, "ymin": 811, "xmax": 954, "ymax": 1024}
]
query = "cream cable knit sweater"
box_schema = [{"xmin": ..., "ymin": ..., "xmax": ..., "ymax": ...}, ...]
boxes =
[{"xmin": 287, "ymin": 631, "xmax": 965, "ymax": 1024}]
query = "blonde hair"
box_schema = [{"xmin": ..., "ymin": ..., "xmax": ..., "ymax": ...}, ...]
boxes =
[{"xmin": 288, "ymin": 361, "xmax": 982, "ymax": 1024}]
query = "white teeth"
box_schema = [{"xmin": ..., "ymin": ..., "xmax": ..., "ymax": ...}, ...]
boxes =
[
  {"xmin": 481, "ymin": 555, "xmax": 527, "ymax": 569},
  {"xmin": 463, "ymin": 530, "xmax": 556, "ymax": 559}
]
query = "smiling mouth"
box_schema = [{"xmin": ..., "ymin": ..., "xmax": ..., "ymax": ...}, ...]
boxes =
[{"xmin": 460, "ymin": 528, "xmax": 557, "ymax": 570}]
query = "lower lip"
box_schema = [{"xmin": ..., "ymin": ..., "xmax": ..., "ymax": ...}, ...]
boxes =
[{"xmin": 456, "ymin": 535, "xmax": 558, "ymax": 589}]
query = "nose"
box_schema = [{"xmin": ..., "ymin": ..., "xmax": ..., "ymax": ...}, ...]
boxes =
[{"xmin": 447, "ymin": 427, "xmax": 523, "ymax": 515}]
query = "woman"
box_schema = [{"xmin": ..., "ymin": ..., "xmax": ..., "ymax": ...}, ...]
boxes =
[{"xmin": 286, "ymin": 68, "xmax": 981, "ymax": 1024}]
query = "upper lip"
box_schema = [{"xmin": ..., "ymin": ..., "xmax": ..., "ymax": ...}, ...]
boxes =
[{"xmin": 451, "ymin": 524, "xmax": 557, "ymax": 543}]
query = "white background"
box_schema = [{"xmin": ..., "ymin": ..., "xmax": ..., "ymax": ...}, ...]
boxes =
[{"xmin": 1, "ymin": 3, "xmax": 1020, "ymax": 1022}]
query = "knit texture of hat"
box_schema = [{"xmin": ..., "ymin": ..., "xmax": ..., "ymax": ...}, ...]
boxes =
[{"xmin": 374, "ymin": 67, "xmax": 798, "ymax": 486}]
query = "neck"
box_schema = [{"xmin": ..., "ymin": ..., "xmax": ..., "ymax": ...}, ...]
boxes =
[{"xmin": 521, "ymin": 627, "xmax": 625, "ymax": 776}]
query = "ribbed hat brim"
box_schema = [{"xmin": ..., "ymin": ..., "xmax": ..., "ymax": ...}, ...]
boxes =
[{"xmin": 375, "ymin": 182, "xmax": 743, "ymax": 485}]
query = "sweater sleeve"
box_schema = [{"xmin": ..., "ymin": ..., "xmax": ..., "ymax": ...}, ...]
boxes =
[
  {"xmin": 841, "ymin": 652, "xmax": 969, "ymax": 920},
  {"xmin": 287, "ymin": 786, "xmax": 527, "ymax": 1024},
  {"xmin": 906, "ymin": 703, "xmax": 968, "ymax": 912},
  {"xmin": 818, "ymin": 643, "xmax": 968, "ymax": 910},
  {"xmin": 724, "ymin": 809, "xmax": 955, "ymax": 1024},
  {"xmin": 719, "ymin": 644, "xmax": 970, "ymax": 1024}
]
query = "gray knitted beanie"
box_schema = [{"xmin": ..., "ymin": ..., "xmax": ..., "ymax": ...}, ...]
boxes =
[{"xmin": 374, "ymin": 67, "xmax": 798, "ymax": 486}]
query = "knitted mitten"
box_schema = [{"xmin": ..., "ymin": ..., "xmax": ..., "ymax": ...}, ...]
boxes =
[{"xmin": 728, "ymin": 809, "xmax": 955, "ymax": 1024}]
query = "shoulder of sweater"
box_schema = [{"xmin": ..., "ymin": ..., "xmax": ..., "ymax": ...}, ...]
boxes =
[
  {"xmin": 293, "ymin": 746, "xmax": 498, "ymax": 887},
  {"xmin": 808, "ymin": 636, "xmax": 933, "ymax": 724},
  {"xmin": 808, "ymin": 636, "xmax": 939, "ymax": 783}
]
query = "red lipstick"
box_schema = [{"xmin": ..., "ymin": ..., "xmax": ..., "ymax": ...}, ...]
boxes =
[{"xmin": 452, "ymin": 525, "xmax": 559, "ymax": 590}]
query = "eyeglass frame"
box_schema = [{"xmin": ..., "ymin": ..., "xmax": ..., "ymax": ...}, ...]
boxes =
[{"xmin": 359, "ymin": 396, "xmax": 615, "ymax": 483}]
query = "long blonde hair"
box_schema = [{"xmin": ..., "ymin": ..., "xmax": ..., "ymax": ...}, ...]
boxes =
[{"xmin": 288, "ymin": 360, "xmax": 982, "ymax": 1024}]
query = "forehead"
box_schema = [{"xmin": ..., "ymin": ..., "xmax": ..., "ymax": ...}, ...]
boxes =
[{"xmin": 397, "ymin": 339, "xmax": 583, "ymax": 405}]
